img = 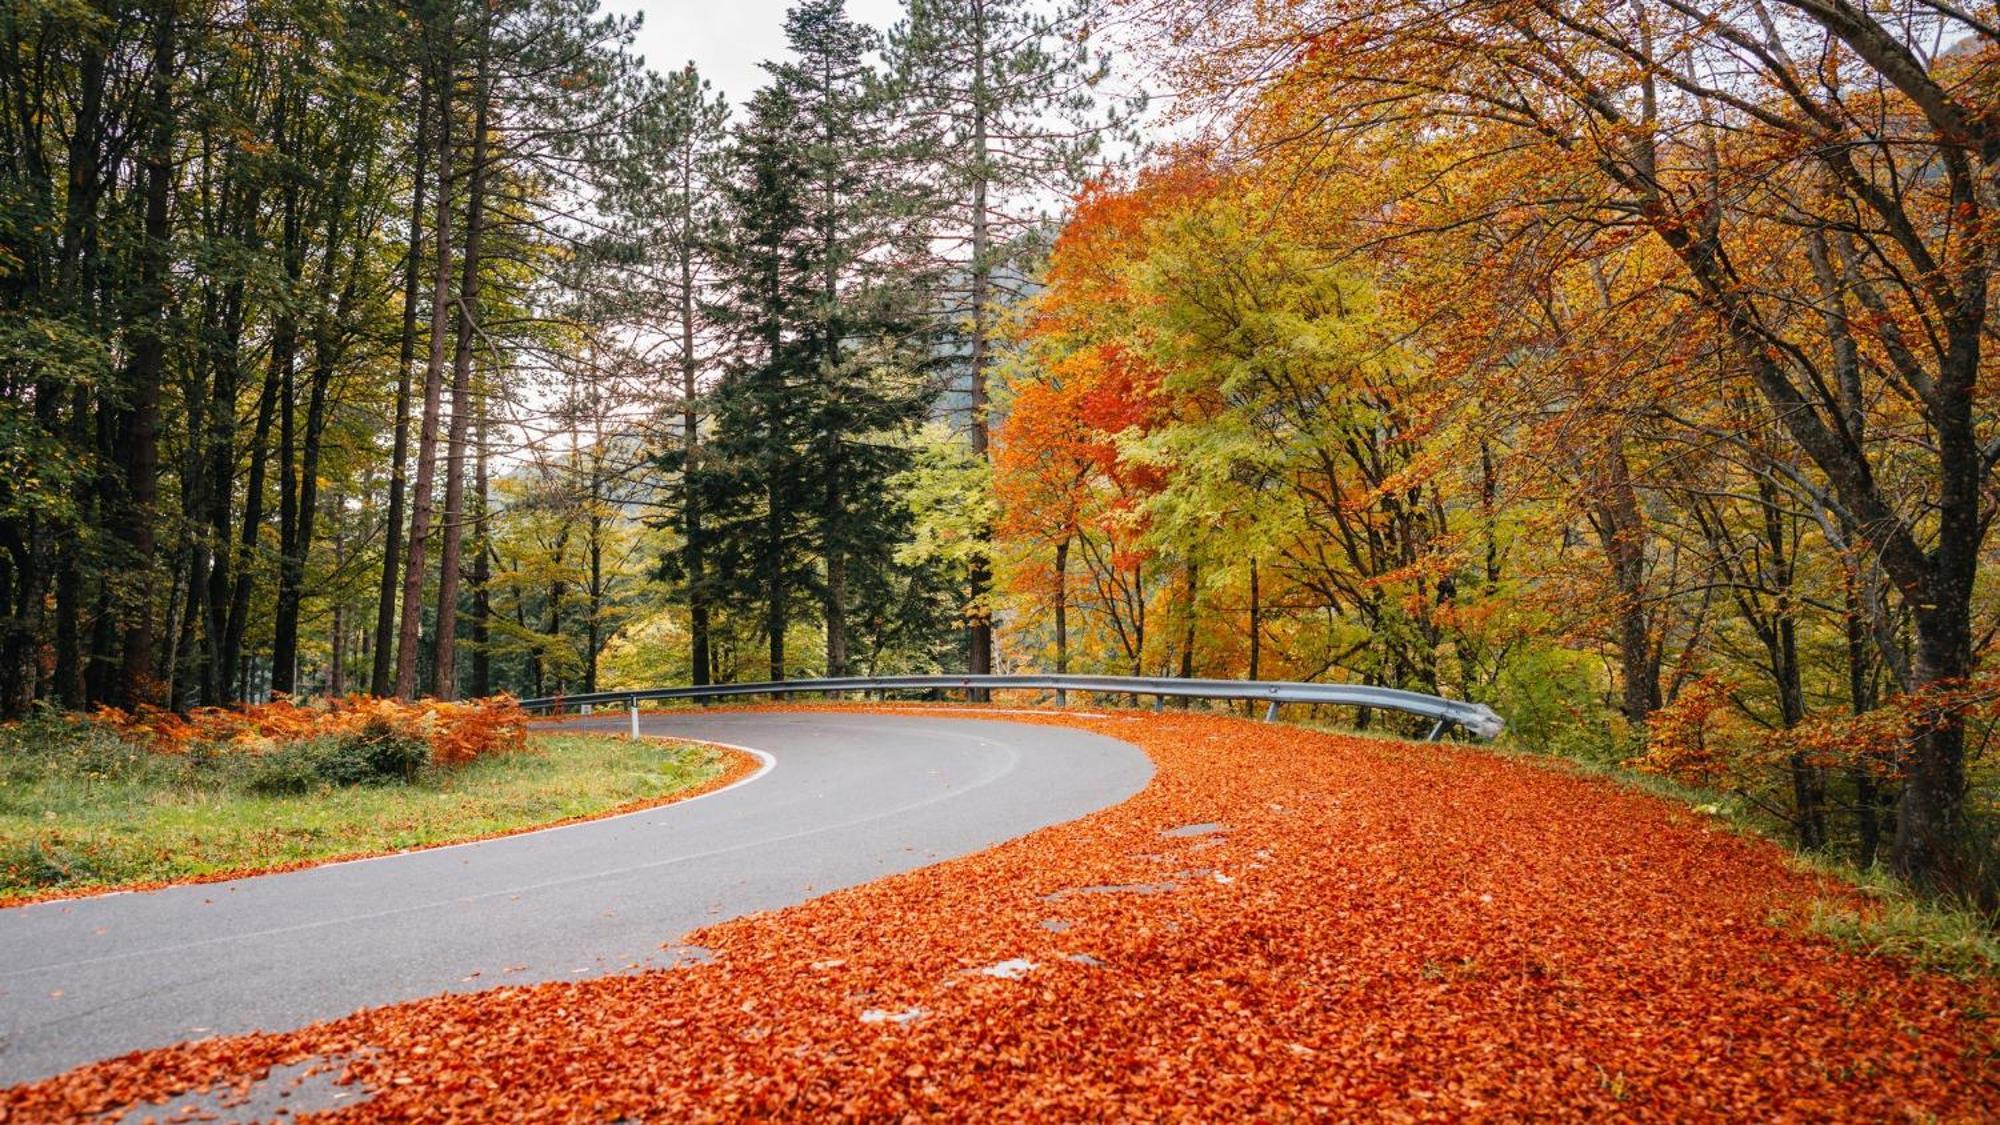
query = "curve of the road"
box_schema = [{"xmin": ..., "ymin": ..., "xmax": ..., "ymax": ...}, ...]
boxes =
[{"xmin": 0, "ymin": 711, "xmax": 1153, "ymax": 1086}]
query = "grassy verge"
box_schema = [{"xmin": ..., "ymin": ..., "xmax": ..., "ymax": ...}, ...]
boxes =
[
  {"xmin": 1775, "ymin": 858, "xmax": 2000, "ymax": 979},
  {"xmin": 0, "ymin": 723, "xmax": 735, "ymax": 901}
]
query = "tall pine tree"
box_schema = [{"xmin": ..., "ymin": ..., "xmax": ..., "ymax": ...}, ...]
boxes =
[{"xmin": 885, "ymin": 0, "xmax": 1135, "ymax": 680}]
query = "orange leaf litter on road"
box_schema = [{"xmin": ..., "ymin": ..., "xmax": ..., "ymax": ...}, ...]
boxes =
[{"xmin": 4, "ymin": 710, "xmax": 1995, "ymax": 1121}]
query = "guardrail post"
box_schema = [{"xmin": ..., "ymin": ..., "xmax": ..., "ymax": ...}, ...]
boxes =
[
  {"xmin": 1263, "ymin": 700, "xmax": 1280, "ymax": 723},
  {"xmin": 1153, "ymin": 695, "xmax": 1165, "ymax": 713},
  {"xmin": 628, "ymin": 696, "xmax": 640, "ymax": 741}
]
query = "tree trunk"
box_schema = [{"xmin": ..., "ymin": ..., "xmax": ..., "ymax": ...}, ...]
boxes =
[
  {"xmin": 1592, "ymin": 443, "xmax": 1659, "ymax": 725},
  {"xmin": 224, "ymin": 327, "xmax": 284, "ymax": 701},
  {"xmin": 1845, "ymin": 569, "xmax": 1887, "ymax": 867},
  {"xmin": 328, "ymin": 491, "xmax": 347, "ymax": 697},
  {"xmin": 545, "ymin": 570, "xmax": 566, "ymax": 696},
  {"xmin": 275, "ymin": 270, "xmax": 298, "ymax": 693},
  {"xmin": 273, "ymin": 184, "xmax": 353, "ymax": 696},
  {"xmin": 1900, "ymin": 600, "xmax": 1974, "ymax": 894},
  {"xmin": 373, "ymin": 74, "xmax": 430, "ymax": 698},
  {"xmin": 51, "ymin": 387, "xmax": 93, "ymax": 708},
  {"xmin": 1052, "ymin": 536, "xmax": 1068, "ymax": 706},
  {"xmin": 767, "ymin": 485, "xmax": 785, "ymax": 682},
  {"xmin": 114, "ymin": 4, "xmax": 177, "ymax": 707},
  {"xmin": 52, "ymin": 394, "xmax": 92, "ymax": 709},
  {"xmin": 395, "ymin": 44, "xmax": 456, "ymax": 700},
  {"xmin": 676, "ymin": 124, "xmax": 710, "ymax": 688},
  {"xmin": 200, "ymin": 166, "xmax": 261, "ymax": 706},
  {"xmin": 1752, "ymin": 478, "xmax": 1823, "ymax": 850},
  {"xmin": 44, "ymin": 38, "xmax": 107, "ymax": 712},
  {"xmin": 1176, "ymin": 562, "xmax": 1197, "ymax": 707},
  {"xmin": 964, "ymin": 2, "xmax": 994, "ymax": 690},
  {"xmin": 582, "ymin": 447, "xmax": 603, "ymax": 695},
  {"xmin": 1247, "ymin": 556, "xmax": 1261, "ymax": 682},
  {"xmin": 431, "ymin": 30, "xmax": 491, "ymax": 701},
  {"xmin": 469, "ymin": 400, "xmax": 491, "ymax": 697}
]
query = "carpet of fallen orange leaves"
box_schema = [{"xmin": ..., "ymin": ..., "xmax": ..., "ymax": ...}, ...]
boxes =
[{"xmin": 4, "ymin": 710, "xmax": 1996, "ymax": 1121}]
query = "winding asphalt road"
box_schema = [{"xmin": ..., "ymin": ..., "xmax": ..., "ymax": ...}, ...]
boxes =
[{"xmin": 0, "ymin": 711, "xmax": 1153, "ymax": 1085}]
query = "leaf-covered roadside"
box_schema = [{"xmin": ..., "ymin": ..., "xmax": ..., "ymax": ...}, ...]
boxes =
[{"xmin": 6, "ymin": 711, "xmax": 1995, "ymax": 1120}]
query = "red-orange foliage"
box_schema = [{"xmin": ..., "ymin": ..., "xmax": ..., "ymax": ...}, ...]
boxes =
[
  {"xmin": 86, "ymin": 695, "xmax": 528, "ymax": 766},
  {"xmin": 1632, "ymin": 675, "xmax": 1739, "ymax": 788},
  {"xmin": 995, "ymin": 160, "xmax": 1228, "ymax": 667},
  {"xmin": 1639, "ymin": 671, "xmax": 2000, "ymax": 800}
]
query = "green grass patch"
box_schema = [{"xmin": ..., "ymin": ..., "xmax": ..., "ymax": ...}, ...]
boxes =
[
  {"xmin": 1771, "ymin": 858, "xmax": 2000, "ymax": 979},
  {"xmin": 0, "ymin": 718, "xmax": 729, "ymax": 899}
]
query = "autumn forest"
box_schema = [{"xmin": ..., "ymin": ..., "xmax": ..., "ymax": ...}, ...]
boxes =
[{"xmin": 5, "ymin": 0, "xmax": 2000, "ymax": 906}]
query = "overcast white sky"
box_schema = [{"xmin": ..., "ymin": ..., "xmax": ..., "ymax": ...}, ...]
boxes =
[{"xmin": 600, "ymin": 0, "xmax": 907, "ymax": 106}]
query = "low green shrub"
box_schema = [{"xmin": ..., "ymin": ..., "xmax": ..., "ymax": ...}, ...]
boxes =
[
  {"xmin": 1491, "ymin": 647, "xmax": 1627, "ymax": 764},
  {"xmin": 246, "ymin": 743, "xmax": 325, "ymax": 796},
  {"xmin": 247, "ymin": 721, "xmax": 431, "ymax": 795},
  {"xmin": 347, "ymin": 717, "xmax": 431, "ymax": 782}
]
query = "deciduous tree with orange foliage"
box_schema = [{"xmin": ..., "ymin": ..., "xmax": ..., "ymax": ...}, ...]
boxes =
[{"xmin": 1124, "ymin": 0, "xmax": 2000, "ymax": 897}]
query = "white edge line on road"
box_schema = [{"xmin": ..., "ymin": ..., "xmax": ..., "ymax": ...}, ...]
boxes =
[{"xmin": 7, "ymin": 735, "xmax": 778, "ymax": 914}]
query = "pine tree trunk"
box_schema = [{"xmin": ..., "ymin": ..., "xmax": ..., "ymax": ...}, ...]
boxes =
[
  {"xmin": 681, "ymin": 297, "xmax": 710, "ymax": 685},
  {"xmin": 824, "ymin": 545, "xmax": 848, "ymax": 678},
  {"xmin": 431, "ymin": 36, "xmax": 491, "ymax": 702},
  {"xmin": 964, "ymin": 2, "xmax": 994, "ymax": 689},
  {"xmin": 395, "ymin": 46, "xmax": 456, "ymax": 701},
  {"xmin": 224, "ymin": 329, "xmax": 283, "ymax": 701},
  {"xmin": 469, "ymin": 400, "xmax": 491, "ymax": 698},
  {"xmin": 373, "ymin": 76, "xmax": 430, "ymax": 698},
  {"xmin": 328, "ymin": 491, "xmax": 346, "ymax": 697},
  {"xmin": 273, "ymin": 191, "xmax": 351, "ymax": 696},
  {"xmin": 582, "ymin": 444, "xmax": 602, "ymax": 695},
  {"xmin": 767, "ymin": 488, "xmax": 785, "ymax": 682}
]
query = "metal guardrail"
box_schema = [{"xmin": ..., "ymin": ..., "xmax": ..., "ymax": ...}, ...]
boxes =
[{"xmin": 518, "ymin": 674, "xmax": 1504, "ymax": 742}]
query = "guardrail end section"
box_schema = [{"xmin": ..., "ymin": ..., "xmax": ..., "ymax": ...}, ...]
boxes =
[{"xmin": 1463, "ymin": 705, "xmax": 1506, "ymax": 740}]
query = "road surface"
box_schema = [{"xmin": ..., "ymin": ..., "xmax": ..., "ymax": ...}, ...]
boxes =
[{"xmin": 0, "ymin": 711, "xmax": 1152, "ymax": 1085}]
